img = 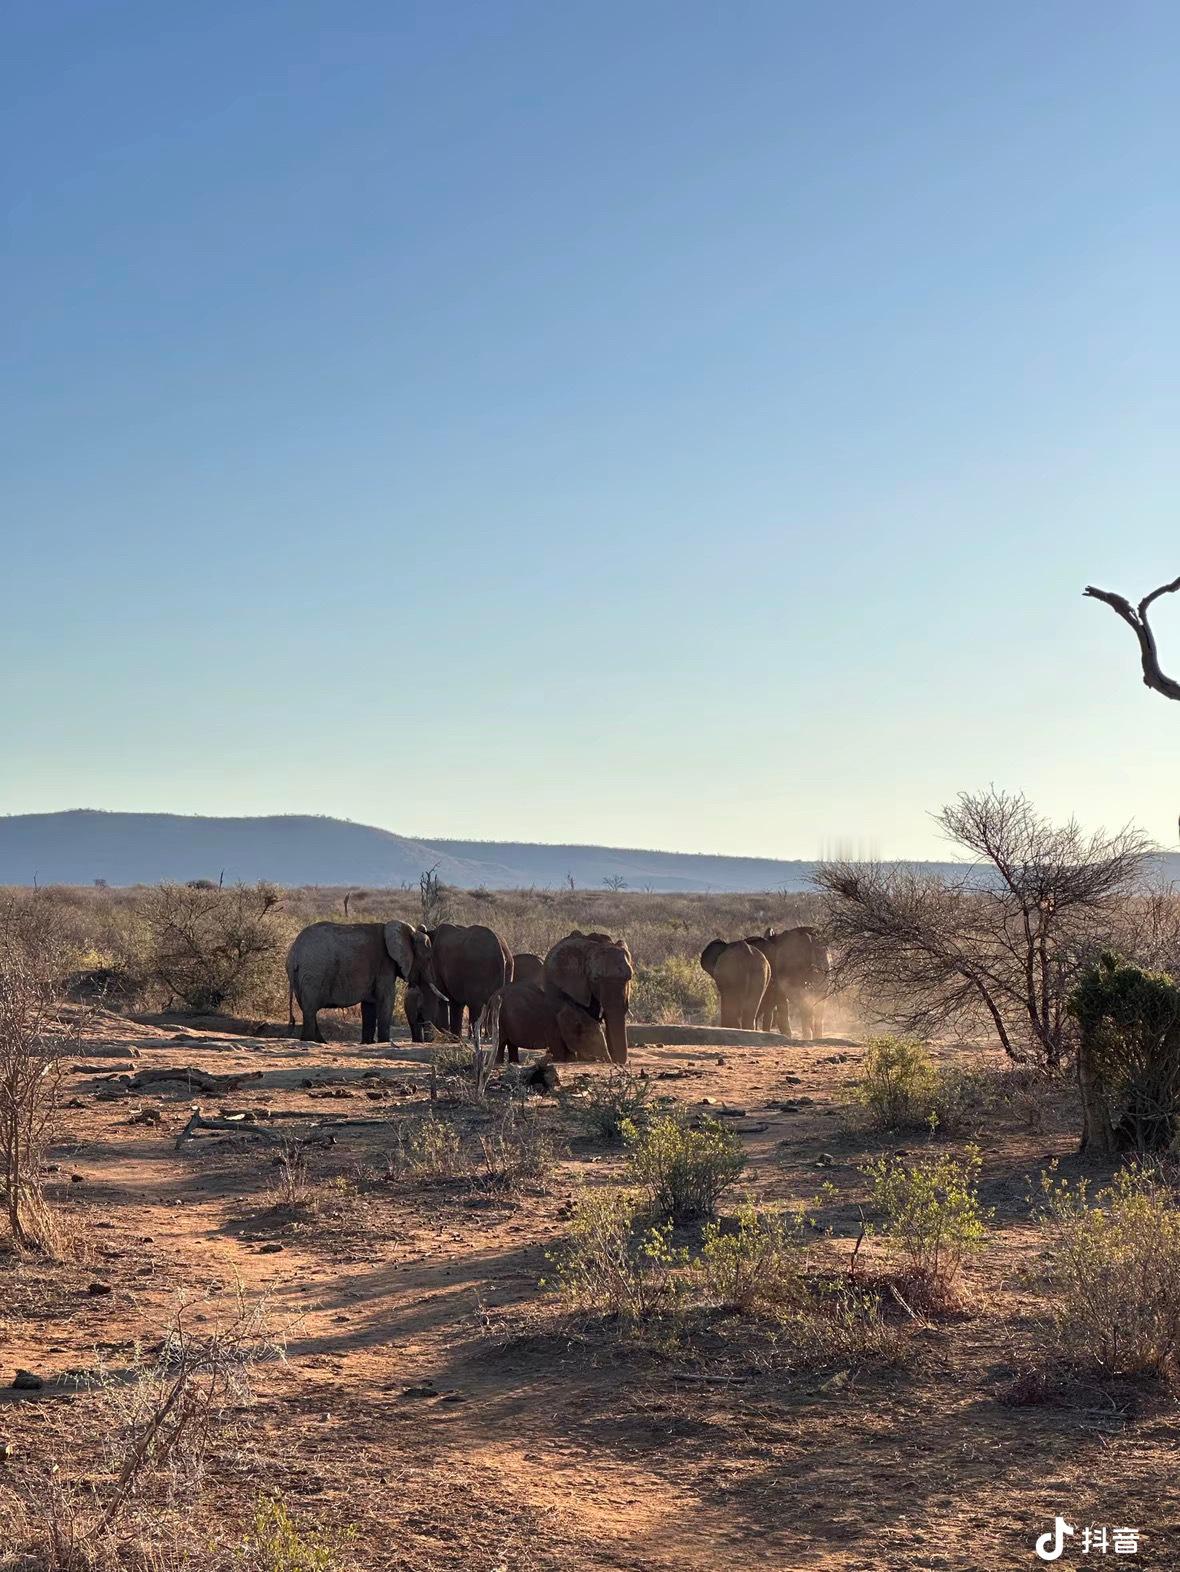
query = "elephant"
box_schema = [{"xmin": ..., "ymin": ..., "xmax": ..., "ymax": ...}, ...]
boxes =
[
  {"xmin": 745, "ymin": 927, "xmax": 831, "ymax": 1039},
  {"xmin": 700, "ymin": 939, "xmax": 771, "ymax": 1029},
  {"xmin": 428, "ymin": 922, "xmax": 513, "ymax": 1044},
  {"xmin": 544, "ymin": 930, "xmax": 633, "ymax": 1065},
  {"xmin": 286, "ymin": 921, "xmax": 437, "ymax": 1044},
  {"xmin": 403, "ymin": 982, "xmax": 451, "ymax": 1043},
  {"xmin": 512, "ymin": 952, "xmax": 545, "ymax": 987},
  {"xmin": 490, "ymin": 980, "xmax": 610, "ymax": 1065}
]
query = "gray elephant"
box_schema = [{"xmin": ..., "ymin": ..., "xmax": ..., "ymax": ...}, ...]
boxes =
[
  {"xmin": 746, "ymin": 927, "xmax": 831, "ymax": 1038},
  {"xmin": 286, "ymin": 921, "xmax": 436, "ymax": 1044},
  {"xmin": 489, "ymin": 979, "xmax": 610, "ymax": 1065},
  {"xmin": 544, "ymin": 930, "xmax": 633, "ymax": 1065},
  {"xmin": 700, "ymin": 939, "xmax": 771, "ymax": 1029},
  {"xmin": 429, "ymin": 922, "xmax": 513, "ymax": 1043}
]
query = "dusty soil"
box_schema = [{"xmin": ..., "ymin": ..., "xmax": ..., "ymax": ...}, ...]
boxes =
[{"xmin": 2, "ymin": 1016, "xmax": 1178, "ymax": 1571}]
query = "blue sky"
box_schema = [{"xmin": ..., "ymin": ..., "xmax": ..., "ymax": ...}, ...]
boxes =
[{"xmin": 4, "ymin": 1, "xmax": 1178, "ymax": 859}]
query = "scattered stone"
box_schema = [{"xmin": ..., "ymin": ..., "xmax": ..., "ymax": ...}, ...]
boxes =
[
  {"xmin": 401, "ymin": 1384, "xmax": 437, "ymax": 1399},
  {"xmin": 12, "ymin": 1371, "xmax": 43, "ymax": 1391},
  {"xmin": 129, "ymin": 1107, "xmax": 162, "ymax": 1126},
  {"xmin": 814, "ymin": 1153, "xmax": 835, "ymax": 1168},
  {"xmin": 717, "ymin": 1107, "xmax": 748, "ymax": 1119},
  {"xmin": 87, "ymin": 1282, "xmax": 113, "ymax": 1297},
  {"xmin": 69, "ymin": 1173, "xmax": 85, "ymax": 1184},
  {"xmin": 258, "ymin": 1242, "xmax": 284, "ymax": 1254}
]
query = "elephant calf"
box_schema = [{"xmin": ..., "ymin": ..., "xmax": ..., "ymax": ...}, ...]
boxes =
[{"xmin": 490, "ymin": 980, "xmax": 610, "ymax": 1065}]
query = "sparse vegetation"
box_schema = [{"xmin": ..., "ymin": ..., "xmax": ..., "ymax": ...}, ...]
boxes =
[
  {"xmin": 0, "ymin": 929, "xmax": 67, "ymax": 1252},
  {"xmin": 569, "ymin": 1069, "xmax": 655, "ymax": 1140},
  {"xmin": 1036, "ymin": 1163, "xmax": 1180, "ymax": 1378},
  {"xmin": 545, "ymin": 1187, "xmax": 687, "ymax": 1320},
  {"xmin": 867, "ymin": 1146, "xmax": 991, "ymax": 1295},
  {"xmin": 695, "ymin": 1200, "xmax": 805, "ymax": 1312},
  {"xmin": 236, "ymin": 1496, "xmax": 352, "ymax": 1572},
  {"xmin": 624, "ymin": 1113, "xmax": 745, "ymax": 1221}
]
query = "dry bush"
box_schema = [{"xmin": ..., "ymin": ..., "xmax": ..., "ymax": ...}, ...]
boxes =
[
  {"xmin": 1036, "ymin": 1163, "xmax": 1180, "ymax": 1378},
  {"xmin": 0, "ymin": 918, "xmax": 69, "ymax": 1253},
  {"xmin": 819, "ymin": 789, "xmax": 1150, "ymax": 1070},
  {"xmin": 475, "ymin": 1102, "xmax": 560, "ymax": 1191},
  {"xmin": 390, "ymin": 1113, "xmax": 463, "ymax": 1180},
  {"xmin": 567, "ymin": 1069, "xmax": 655, "ymax": 1141},
  {"xmin": 8, "ymin": 1291, "xmax": 283, "ymax": 1571},
  {"xmin": 852, "ymin": 1037, "xmax": 1001, "ymax": 1138},
  {"xmin": 142, "ymin": 881, "xmax": 289, "ymax": 1014}
]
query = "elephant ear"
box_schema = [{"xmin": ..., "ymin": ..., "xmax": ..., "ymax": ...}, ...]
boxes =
[
  {"xmin": 544, "ymin": 936, "xmax": 593, "ymax": 1008},
  {"xmin": 700, "ymin": 940, "xmax": 726, "ymax": 976},
  {"xmin": 383, "ymin": 921, "xmax": 416, "ymax": 980}
]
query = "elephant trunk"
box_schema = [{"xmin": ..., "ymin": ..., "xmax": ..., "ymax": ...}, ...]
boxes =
[{"xmin": 601, "ymin": 986, "xmax": 629, "ymax": 1066}]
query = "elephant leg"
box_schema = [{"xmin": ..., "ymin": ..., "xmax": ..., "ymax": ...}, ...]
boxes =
[
  {"xmin": 301, "ymin": 1004, "xmax": 318, "ymax": 1043},
  {"xmin": 719, "ymin": 998, "xmax": 738, "ymax": 1029},
  {"xmin": 448, "ymin": 1000, "xmax": 464, "ymax": 1038},
  {"xmin": 376, "ymin": 998, "xmax": 393, "ymax": 1044},
  {"xmin": 360, "ymin": 1001, "xmax": 377, "ymax": 1044}
]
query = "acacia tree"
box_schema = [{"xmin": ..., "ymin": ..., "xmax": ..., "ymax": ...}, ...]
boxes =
[{"xmin": 816, "ymin": 790, "xmax": 1151, "ymax": 1069}]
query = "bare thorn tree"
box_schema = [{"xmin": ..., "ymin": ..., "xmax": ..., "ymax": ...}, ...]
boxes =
[
  {"xmin": 1084, "ymin": 576, "xmax": 1180, "ymax": 702},
  {"xmin": 0, "ymin": 928, "xmax": 68, "ymax": 1252},
  {"xmin": 817, "ymin": 789, "xmax": 1152, "ymax": 1069}
]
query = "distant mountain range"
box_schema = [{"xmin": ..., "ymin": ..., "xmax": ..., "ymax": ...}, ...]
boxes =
[{"xmin": 2, "ymin": 811, "xmax": 1178, "ymax": 894}]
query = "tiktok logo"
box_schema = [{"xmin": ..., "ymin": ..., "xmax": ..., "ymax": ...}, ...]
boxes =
[{"xmin": 1037, "ymin": 1518, "xmax": 1076, "ymax": 1561}]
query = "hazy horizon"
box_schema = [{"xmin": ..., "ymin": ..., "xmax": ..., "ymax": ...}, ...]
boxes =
[{"xmin": 6, "ymin": 2, "xmax": 1178, "ymax": 860}]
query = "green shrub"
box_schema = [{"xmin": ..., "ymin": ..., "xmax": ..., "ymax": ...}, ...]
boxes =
[
  {"xmin": 854, "ymin": 1037, "xmax": 1000, "ymax": 1137},
  {"xmin": 571, "ymin": 1070, "xmax": 655, "ymax": 1141},
  {"xmin": 696, "ymin": 1200, "xmax": 805, "ymax": 1312},
  {"xmin": 1069, "ymin": 953, "xmax": 1180, "ymax": 1154},
  {"xmin": 631, "ymin": 957, "xmax": 716, "ymax": 1024},
  {"xmin": 1037, "ymin": 1163, "xmax": 1180, "ymax": 1376},
  {"xmin": 624, "ymin": 1114, "xmax": 745, "ymax": 1222},
  {"xmin": 544, "ymin": 1188, "xmax": 687, "ymax": 1320},
  {"xmin": 237, "ymin": 1496, "xmax": 352, "ymax": 1572},
  {"xmin": 854, "ymin": 1036, "xmax": 937, "ymax": 1130},
  {"xmin": 867, "ymin": 1146, "xmax": 991, "ymax": 1288}
]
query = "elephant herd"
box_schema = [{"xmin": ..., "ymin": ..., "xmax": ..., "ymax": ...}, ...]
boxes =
[
  {"xmin": 284, "ymin": 915, "xmax": 830, "ymax": 1068},
  {"xmin": 699, "ymin": 927, "xmax": 830, "ymax": 1038},
  {"xmin": 285, "ymin": 920, "xmax": 634, "ymax": 1064}
]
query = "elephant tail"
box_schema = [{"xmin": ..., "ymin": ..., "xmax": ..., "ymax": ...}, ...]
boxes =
[{"xmin": 287, "ymin": 973, "xmax": 297, "ymax": 1032}]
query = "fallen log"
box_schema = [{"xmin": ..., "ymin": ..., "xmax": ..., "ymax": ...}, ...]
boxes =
[{"xmin": 130, "ymin": 1067, "xmax": 264, "ymax": 1096}]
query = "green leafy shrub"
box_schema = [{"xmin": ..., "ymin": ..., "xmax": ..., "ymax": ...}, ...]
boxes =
[
  {"xmin": 631, "ymin": 957, "xmax": 716, "ymax": 1024},
  {"xmin": 867, "ymin": 1146, "xmax": 991, "ymax": 1288},
  {"xmin": 854, "ymin": 1037, "xmax": 1001, "ymax": 1137},
  {"xmin": 571, "ymin": 1070, "xmax": 655, "ymax": 1141},
  {"xmin": 624, "ymin": 1114, "xmax": 745, "ymax": 1221},
  {"xmin": 1069, "ymin": 953, "xmax": 1180, "ymax": 1154},
  {"xmin": 696, "ymin": 1201, "xmax": 805, "ymax": 1312},
  {"xmin": 544, "ymin": 1188, "xmax": 687, "ymax": 1319},
  {"xmin": 854, "ymin": 1037, "xmax": 938, "ymax": 1130},
  {"xmin": 1037, "ymin": 1163, "xmax": 1180, "ymax": 1376}
]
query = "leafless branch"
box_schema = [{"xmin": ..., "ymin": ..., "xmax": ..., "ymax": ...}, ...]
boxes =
[{"xmin": 1084, "ymin": 577, "xmax": 1180, "ymax": 701}]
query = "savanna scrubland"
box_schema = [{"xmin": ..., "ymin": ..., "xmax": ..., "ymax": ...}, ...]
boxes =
[{"xmin": 3, "ymin": 791, "xmax": 1180, "ymax": 1571}]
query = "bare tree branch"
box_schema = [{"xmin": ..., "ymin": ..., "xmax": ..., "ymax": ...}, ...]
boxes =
[{"xmin": 1084, "ymin": 577, "xmax": 1180, "ymax": 701}]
